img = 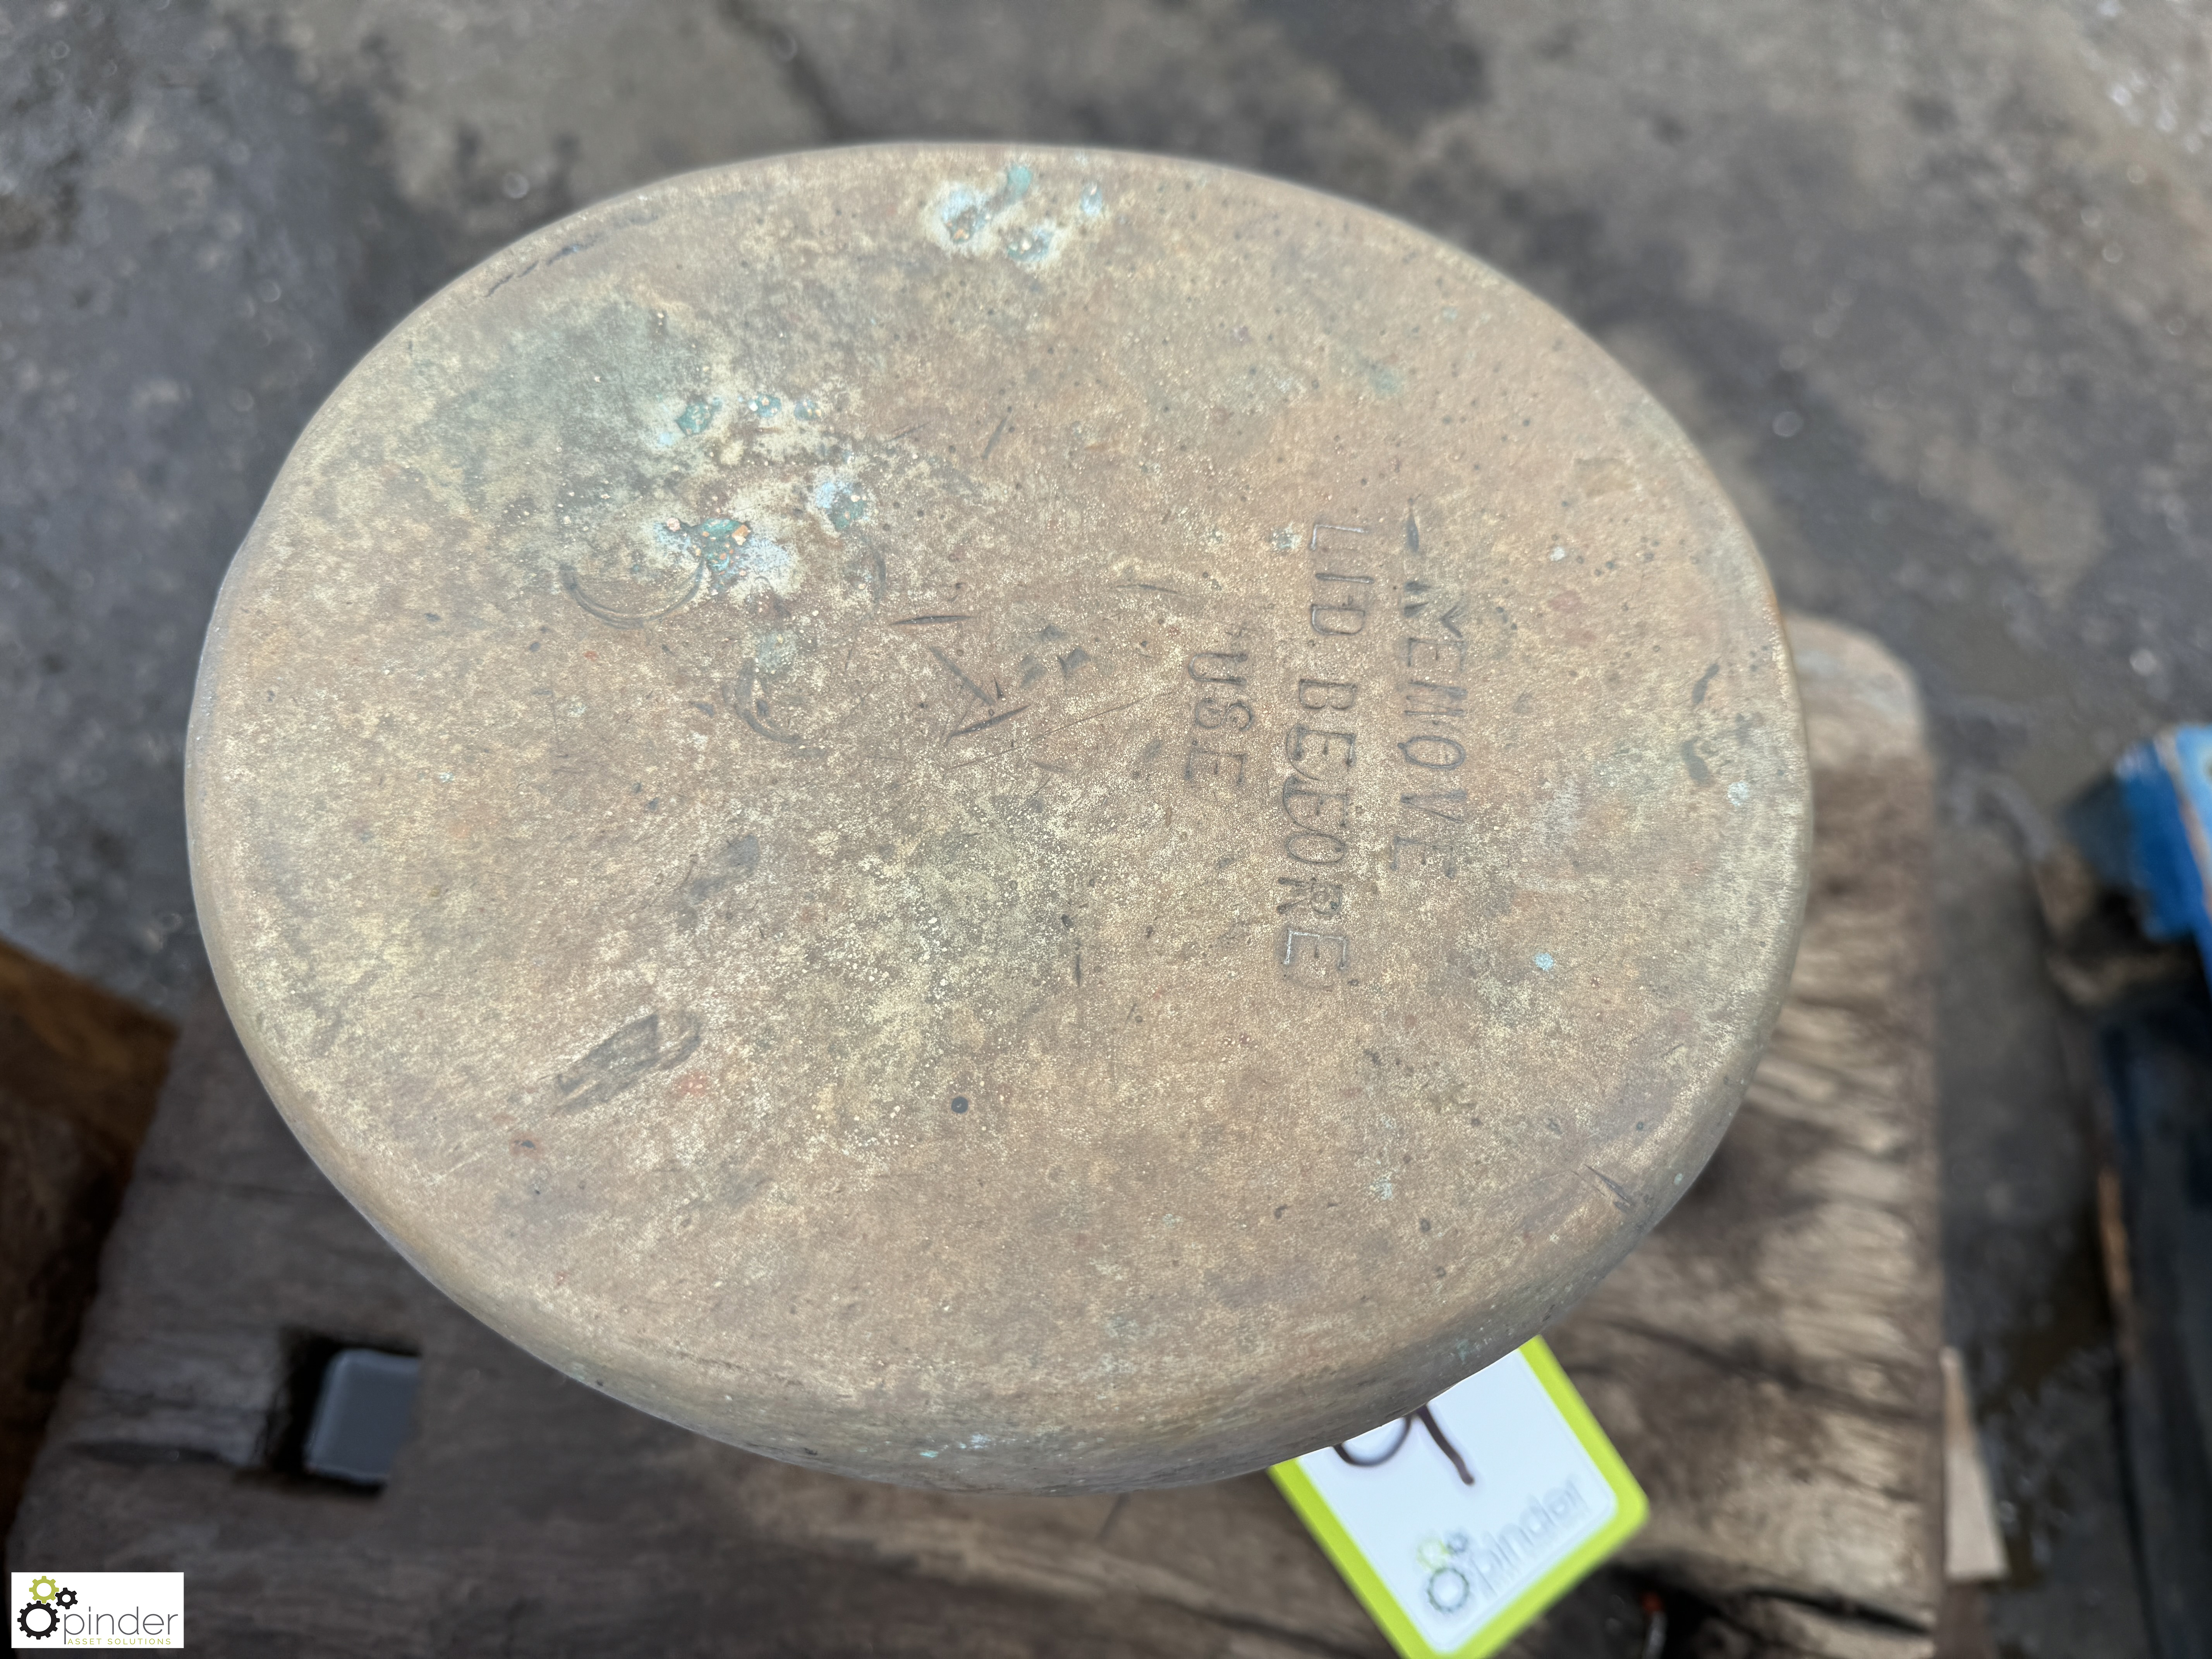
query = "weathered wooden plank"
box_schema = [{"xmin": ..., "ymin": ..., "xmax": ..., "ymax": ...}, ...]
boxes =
[{"xmin": 0, "ymin": 936, "xmax": 174, "ymax": 1535}]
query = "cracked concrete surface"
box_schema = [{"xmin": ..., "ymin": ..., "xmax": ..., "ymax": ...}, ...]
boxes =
[{"xmin": 2, "ymin": 0, "xmax": 2195, "ymax": 1649}]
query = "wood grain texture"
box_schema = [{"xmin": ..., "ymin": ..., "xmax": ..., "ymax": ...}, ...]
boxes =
[
  {"xmin": 9, "ymin": 615, "xmax": 1933, "ymax": 1658},
  {"xmin": 0, "ymin": 936, "xmax": 174, "ymax": 1538}
]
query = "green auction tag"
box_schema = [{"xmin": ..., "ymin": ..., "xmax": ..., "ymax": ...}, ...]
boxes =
[{"xmin": 1271, "ymin": 1338, "xmax": 1647, "ymax": 1659}]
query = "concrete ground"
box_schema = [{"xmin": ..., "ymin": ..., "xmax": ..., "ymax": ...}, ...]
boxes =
[{"xmin": 6, "ymin": 0, "xmax": 2203, "ymax": 1649}]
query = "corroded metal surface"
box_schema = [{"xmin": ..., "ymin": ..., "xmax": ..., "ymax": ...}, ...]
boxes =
[{"xmin": 186, "ymin": 144, "xmax": 1808, "ymax": 1492}]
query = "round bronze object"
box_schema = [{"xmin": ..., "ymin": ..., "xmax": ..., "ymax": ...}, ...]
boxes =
[{"xmin": 188, "ymin": 145, "xmax": 1808, "ymax": 1492}]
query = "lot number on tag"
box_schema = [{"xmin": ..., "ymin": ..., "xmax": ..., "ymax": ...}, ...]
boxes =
[{"xmin": 1271, "ymin": 1338, "xmax": 1646, "ymax": 1659}]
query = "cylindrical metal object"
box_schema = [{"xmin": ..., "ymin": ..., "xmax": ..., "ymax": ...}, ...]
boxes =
[{"xmin": 187, "ymin": 145, "xmax": 1808, "ymax": 1492}]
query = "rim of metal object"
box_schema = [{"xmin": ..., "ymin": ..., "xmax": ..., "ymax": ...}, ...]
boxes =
[{"xmin": 187, "ymin": 143, "xmax": 1809, "ymax": 1493}]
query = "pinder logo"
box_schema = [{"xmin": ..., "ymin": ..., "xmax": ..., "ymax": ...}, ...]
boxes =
[
  {"xmin": 14, "ymin": 1579, "xmax": 67, "ymax": 1643},
  {"xmin": 9, "ymin": 1573, "xmax": 182, "ymax": 1649}
]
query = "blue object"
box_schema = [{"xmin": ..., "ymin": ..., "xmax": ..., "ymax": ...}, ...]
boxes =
[
  {"xmin": 2069, "ymin": 728, "xmax": 2212, "ymax": 1653},
  {"xmin": 302, "ymin": 1348, "xmax": 420, "ymax": 1486},
  {"xmin": 2112, "ymin": 727, "xmax": 2212, "ymax": 965}
]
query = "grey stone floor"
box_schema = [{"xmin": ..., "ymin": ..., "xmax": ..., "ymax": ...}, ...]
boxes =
[{"xmin": 6, "ymin": 0, "xmax": 2203, "ymax": 1649}]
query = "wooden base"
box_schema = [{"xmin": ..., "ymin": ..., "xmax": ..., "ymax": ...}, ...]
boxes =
[{"xmin": 0, "ymin": 937, "xmax": 173, "ymax": 1538}]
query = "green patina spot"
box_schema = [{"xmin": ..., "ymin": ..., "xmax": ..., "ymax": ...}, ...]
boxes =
[
  {"xmin": 655, "ymin": 514, "xmax": 774, "ymax": 585},
  {"xmin": 677, "ymin": 397, "xmax": 721, "ymax": 435},
  {"xmin": 696, "ymin": 518, "xmax": 749, "ymax": 571},
  {"xmin": 814, "ymin": 476, "xmax": 869, "ymax": 532},
  {"xmin": 942, "ymin": 164, "xmax": 1039, "ymax": 246}
]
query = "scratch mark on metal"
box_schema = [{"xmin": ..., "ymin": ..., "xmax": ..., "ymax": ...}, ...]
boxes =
[
  {"xmin": 560, "ymin": 559, "xmax": 706, "ymax": 628},
  {"xmin": 484, "ymin": 259, "xmax": 540, "ymax": 300},
  {"xmin": 947, "ymin": 693, "xmax": 1162, "ymax": 770},
  {"xmin": 1586, "ymin": 1165, "xmax": 1638, "ymax": 1213},
  {"xmin": 733, "ymin": 666, "xmax": 799, "ymax": 744},
  {"xmin": 948, "ymin": 704, "xmax": 1029, "ymax": 739},
  {"xmin": 926, "ymin": 643, "xmax": 998, "ymax": 710}
]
